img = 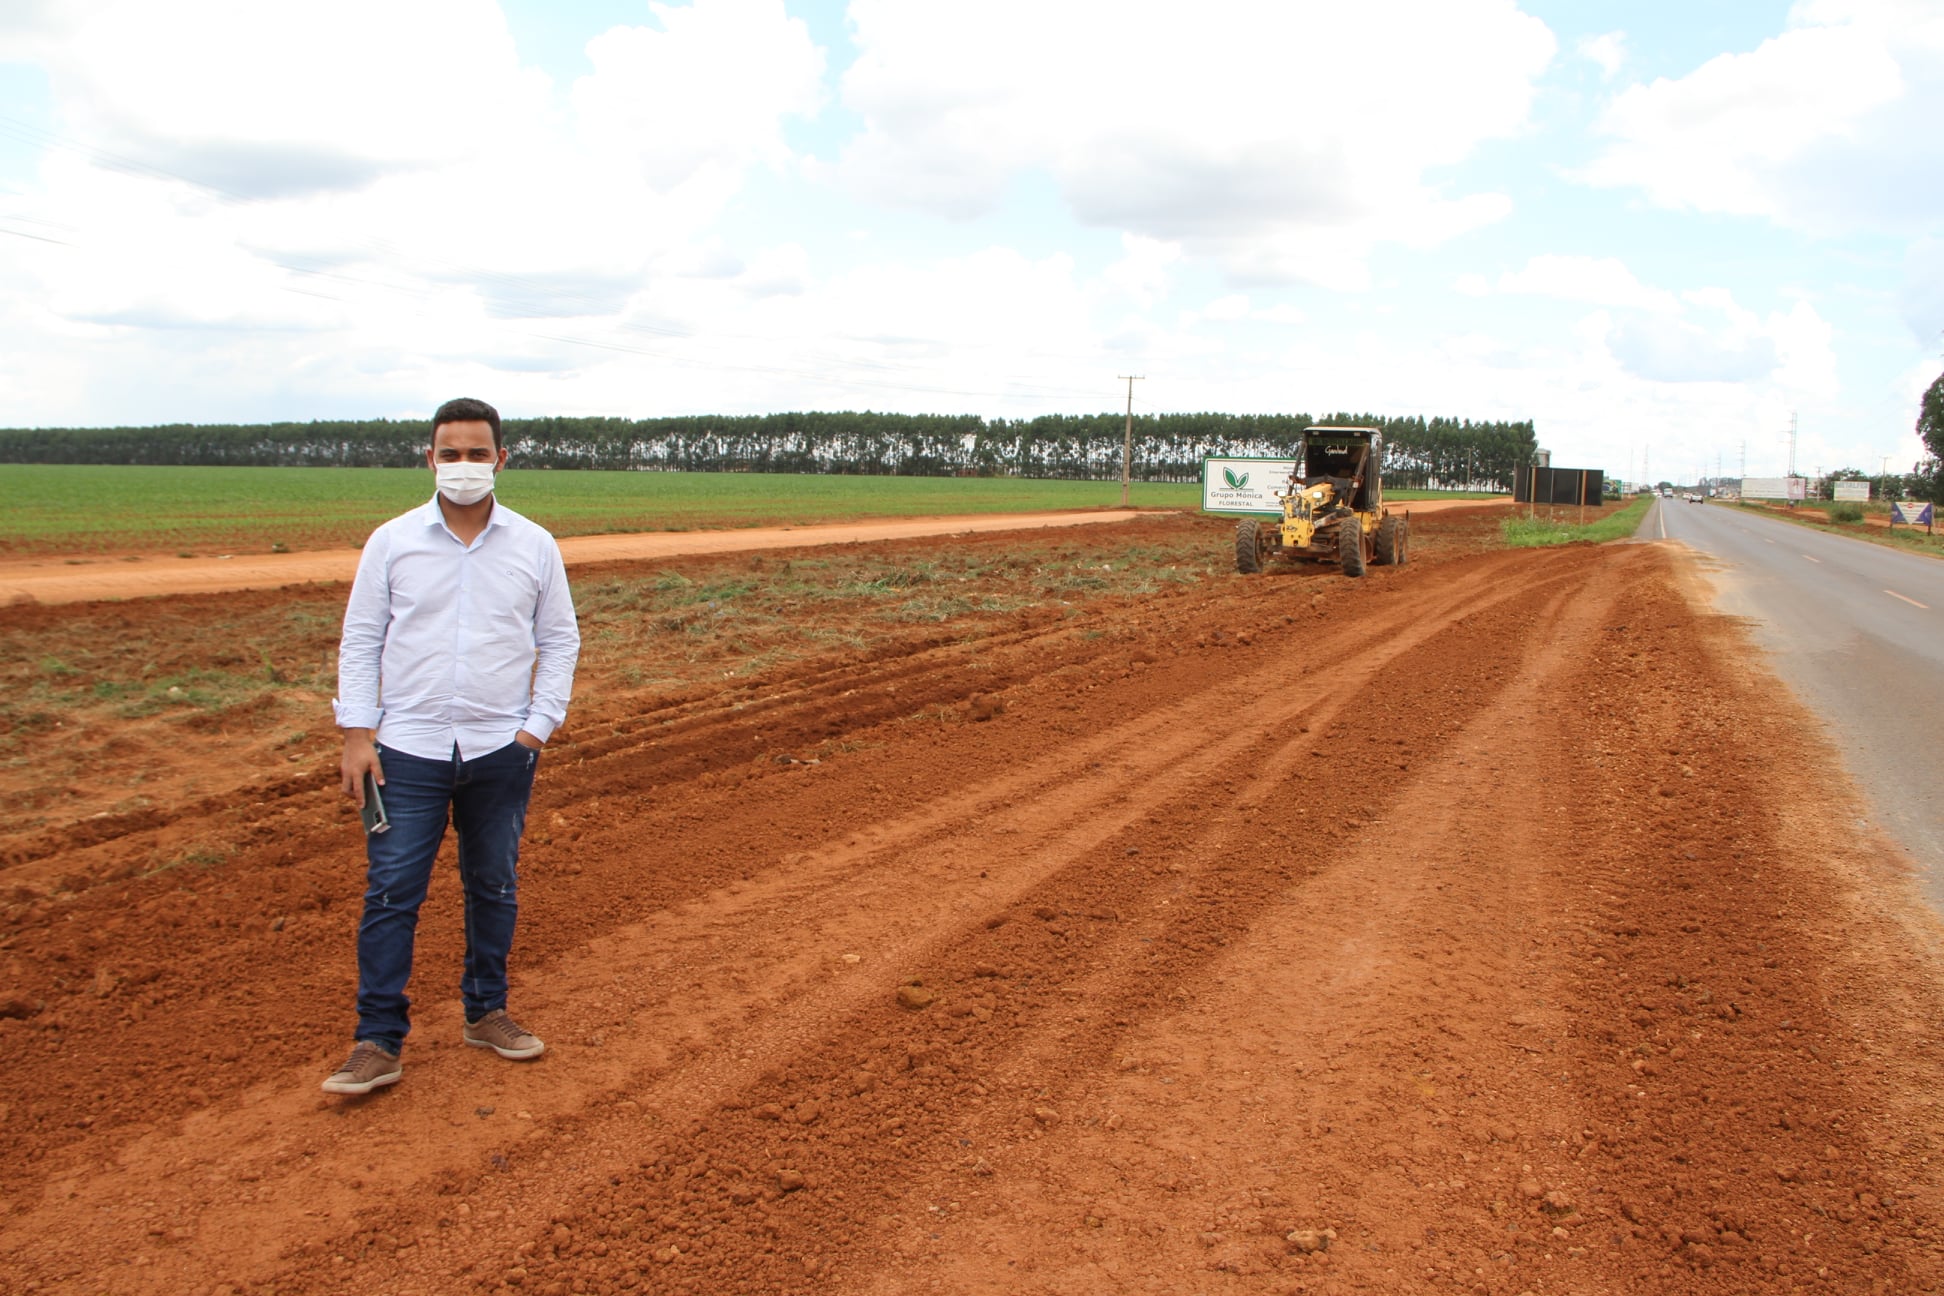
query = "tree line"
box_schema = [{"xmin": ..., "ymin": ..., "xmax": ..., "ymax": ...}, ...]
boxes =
[{"xmin": 0, "ymin": 410, "xmax": 1539, "ymax": 491}]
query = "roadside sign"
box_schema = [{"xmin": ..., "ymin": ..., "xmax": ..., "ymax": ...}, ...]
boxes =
[
  {"xmin": 1833, "ymin": 481, "xmax": 1871, "ymax": 502},
  {"xmin": 1743, "ymin": 477, "xmax": 1809, "ymax": 501},
  {"xmin": 1202, "ymin": 457, "xmax": 1298, "ymax": 514},
  {"xmin": 1891, "ymin": 501, "xmax": 1935, "ymax": 532}
]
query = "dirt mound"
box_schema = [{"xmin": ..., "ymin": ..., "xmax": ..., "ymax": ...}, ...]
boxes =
[{"xmin": 3, "ymin": 505, "xmax": 1940, "ymax": 1295}]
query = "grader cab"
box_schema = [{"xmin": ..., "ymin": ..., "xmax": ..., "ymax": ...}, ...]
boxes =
[{"xmin": 1233, "ymin": 426, "xmax": 1408, "ymax": 578}]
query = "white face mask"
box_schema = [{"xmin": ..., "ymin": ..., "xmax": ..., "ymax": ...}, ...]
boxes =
[{"xmin": 435, "ymin": 461, "xmax": 497, "ymax": 506}]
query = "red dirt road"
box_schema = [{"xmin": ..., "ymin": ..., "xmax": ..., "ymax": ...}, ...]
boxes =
[
  {"xmin": 4, "ymin": 508, "xmax": 1943, "ymax": 1296},
  {"xmin": 0, "ymin": 512, "xmax": 1146, "ymax": 607}
]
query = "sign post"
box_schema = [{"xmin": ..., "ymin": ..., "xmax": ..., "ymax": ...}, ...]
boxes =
[
  {"xmin": 1201, "ymin": 457, "xmax": 1299, "ymax": 515},
  {"xmin": 1891, "ymin": 501, "xmax": 1935, "ymax": 534}
]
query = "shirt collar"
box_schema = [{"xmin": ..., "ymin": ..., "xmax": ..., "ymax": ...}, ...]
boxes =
[{"xmin": 418, "ymin": 494, "xmax": 510, "ymax": 533}]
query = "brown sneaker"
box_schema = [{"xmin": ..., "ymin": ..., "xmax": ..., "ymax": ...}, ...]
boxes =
[
  {"xmin": 464, "ymin": 1008, "xmax": 544, "ymax": 1060},
  {"xmin": 321, "ymin": 1041, "xmax": 401, "ymax": 1095}
]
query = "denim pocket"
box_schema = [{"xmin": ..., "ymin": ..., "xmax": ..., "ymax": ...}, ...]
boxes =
[{"xmin": 487, "ymin": 738, "xmax": 541, "ymax": 768}]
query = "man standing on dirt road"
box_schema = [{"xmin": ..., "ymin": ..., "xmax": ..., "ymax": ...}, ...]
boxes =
[{"xmin": 322, "ymin": 397, "xmax": 580, "ymax": 1096}]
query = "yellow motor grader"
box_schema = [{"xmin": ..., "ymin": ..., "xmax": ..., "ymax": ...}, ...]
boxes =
[{"xmin": 1233, "ymin": 426, "xmax": 1408, "ymax": 578}]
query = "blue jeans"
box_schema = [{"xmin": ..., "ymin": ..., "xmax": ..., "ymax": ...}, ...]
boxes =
[{"xmin": 355, "ymin": 740, "xmax": 539, "ymax": 1053}]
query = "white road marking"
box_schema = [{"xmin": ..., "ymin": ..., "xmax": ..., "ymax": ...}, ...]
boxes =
[
  {"xmin": 1802, "ymin": 554, "xmax": 1821, "ymax": 564},
  {"xmin": 1885, "ymin": 590, "xmax": 1930, "ymax": 609}
]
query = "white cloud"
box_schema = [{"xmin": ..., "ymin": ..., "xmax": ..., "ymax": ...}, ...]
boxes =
[
  {"xmin": 833, "ymin": 0, "xmax": 1554, "ymax": 287},
  {"xmin": 1181, "ymin": 294, "xmax": 1307, "ymax": 327},
  {"xmin": 0, "ymin": 0, "xmax": 834, "ymax": 423},
  {"xmin": 5, "ymin": 0, "xmax": 552, "ymax": 199},
  {"xmin": 0, "ymin": 0, "xmax": 1919, "ymax": 486},
  {"xmin": 1764, "ymin": 299, "xmax": 1840, "ymax": 397},
  {"xmin": 1578, "ymin": 31, "xmax": 1627, "ymax": 79},
  {"xmin": 1904, "ymin": 236, "xmax": 1944, "ymax": 347},
  {"xmin": 1578, "ymin": 0, "xmax": 1944, "ymax": 234},
  {"xmin": 1099, "ymin": 234, "xmax": 1182, "ymax": 311},
  {"xmin": 1201, "ymin": 294, "xmax": 1251, "ymax": 322},
  {"xmin": 1600, "ymin": 292, "xmax": 1836, "ymax": 393},
  {"xmin": 572, "ymin": 0, "xmax": 824, "ymax": 188},
  {"xmin": 1493, "ymin": 254, "xmax": 1680, "ymax": 311},
  {"xmin": 1605, "ymin": 315, "xmax": 1779, "ymax": 384},
  {"xmin": 1456, "ymin": 254, "xmax": 1839, "ymax": 395}
]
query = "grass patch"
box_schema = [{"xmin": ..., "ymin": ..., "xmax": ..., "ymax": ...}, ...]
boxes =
[
  {"xmin": 1733, "ymin": 499, "xmax": 1944, "ymax": 558},
  {"xmin": 564, "ymin": 524, "xmax": 1227, "ymax": 684},
  {"xmin": 1500, "ymin": 496, "xmax": 1652, "ymax": 548},
  {"xmin": 146, "ymin": 844, "xmax": 230, "ymax": 878}
]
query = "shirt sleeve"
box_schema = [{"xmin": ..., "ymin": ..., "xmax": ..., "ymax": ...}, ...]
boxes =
[
  {"xmin": 332, "ymin": 528, "xmax": 392, "ymax": 731},
  {"xmin": 521, "ymin": 537, "xmax": 580, "ymax": 742}
]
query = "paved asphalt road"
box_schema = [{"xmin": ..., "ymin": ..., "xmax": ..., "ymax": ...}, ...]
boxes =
[{"xmin": 1642, "ymin": 498, "xmax": 1944, "ymax": 907}]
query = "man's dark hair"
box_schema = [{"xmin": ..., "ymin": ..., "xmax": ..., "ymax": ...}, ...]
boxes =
[{"xmin": 431, "ymin": 397, "xmax": 503, "ymax": 449}]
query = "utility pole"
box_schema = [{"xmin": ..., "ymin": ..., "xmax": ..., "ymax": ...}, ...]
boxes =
[
  {"xmin": 1118, "ymin": 374, "xmax": 1144, "ymax": 507},
  {"xmin": 1786, "ymin": 411, "xmax": 1798, "ymax": 480}
]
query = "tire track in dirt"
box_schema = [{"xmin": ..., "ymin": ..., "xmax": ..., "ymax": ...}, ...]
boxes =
[
  {"xmin": 5, "ymin": 517, "xmax": 1943, "ymax": 1296},
  {"xmin": 303, "ymin": 559, "xmax": 1609, "ymax": 1296},
  {"xmin": 906, "ymin": 543, "xmax": 1944, "ymax": 1296},
  {"xmin": 0, "ymin": 545, "xmax": 1588, "ymax": 1290}
]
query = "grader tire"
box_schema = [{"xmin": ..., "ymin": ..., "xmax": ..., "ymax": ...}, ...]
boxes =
[
  {"xmin": 1374, "ymin": 514, "xmax": 1403, "ymax": 566},
  {"xmin": 1338, "ymin": 515, "xmax": 1367, "ymax": 577},
  {"xmin": 1235, "ymin": 518, "xmax": 1265, "ymax": 574}
]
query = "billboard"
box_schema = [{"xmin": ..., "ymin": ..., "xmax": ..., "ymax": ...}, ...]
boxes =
[
  {"xmin": 1513, "ymin": 466, "xmax": 1604, "ymax": 505},
  {"xmin": 1202, "ymin": 457, "xmax": 1297, "ymax": 515},
  {"xmin": 1833, "ymin": 481, "xmax": 1871, "ymax": 502},
  {"xmin": 1743, "ymin": 477, "xmax": 1808, "ymax": 501}
]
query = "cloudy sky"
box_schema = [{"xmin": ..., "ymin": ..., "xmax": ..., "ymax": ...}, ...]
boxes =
[{"xmin": 2, "ymin": 0, "xmax": 1941, "ymax": 484}]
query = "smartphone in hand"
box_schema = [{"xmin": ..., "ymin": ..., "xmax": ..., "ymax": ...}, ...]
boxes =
[{"xmin": 360, "ymin": 770, "xmax": 390, "ymax": 835}]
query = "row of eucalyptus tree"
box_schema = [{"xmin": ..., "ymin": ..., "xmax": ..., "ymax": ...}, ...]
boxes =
[{"xmin": 0, "ymin": 410, "xmax": 1537, "ymax": 489}]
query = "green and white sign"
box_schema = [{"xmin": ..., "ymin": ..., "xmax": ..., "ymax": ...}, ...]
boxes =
[{"xmin": 1202, "ymin": 456, "xmax": 1297, "ymax": 514}]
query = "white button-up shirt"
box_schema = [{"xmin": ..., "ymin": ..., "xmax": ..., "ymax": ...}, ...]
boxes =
[{"xmin": 333, "ymin": 497, "xmax": 580, "ymax": 762}]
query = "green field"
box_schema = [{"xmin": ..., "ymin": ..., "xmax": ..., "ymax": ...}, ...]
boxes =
[
  {"xmin": 0, "ymin": 464, "xmax": 1489, "ymax": 555},
  {"xmin": 0, "ymin": 465, "xmax": 1207, "ymax": 555}
]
